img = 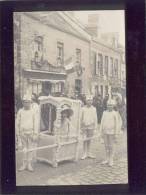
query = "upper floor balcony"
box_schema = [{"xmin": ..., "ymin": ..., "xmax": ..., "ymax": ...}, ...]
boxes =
[{"xmin": 31, "ymin": 59, "xmax": 66, "ymax": 74}]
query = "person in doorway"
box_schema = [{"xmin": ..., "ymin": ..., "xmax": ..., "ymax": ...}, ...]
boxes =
[
  {"xmin": 16, "ymin": 94, "xmax": 39, "ymax": 172},
  {"xmin": 103, "ymin": 94, "xmax": 109, "ymax": 111},
  {"xmin": 93, "ymin": 94, "xmax": 103, "ymax": 125},
  {"xmin": 99, "ymin": 99, "xmax": 119, "ymax": 167},
  {"xmin": 81, "ymin": 95, "xmax": 98, "ymax": 159}
]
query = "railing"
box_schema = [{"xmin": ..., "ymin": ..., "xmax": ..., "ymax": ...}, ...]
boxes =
[{"xmin": 16, "ymin": 135, "xmax": 100, "ymax": 153}]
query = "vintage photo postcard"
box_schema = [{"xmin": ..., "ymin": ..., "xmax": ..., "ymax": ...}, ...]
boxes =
[{"xmin": 14, "ymin": 10, "xmax": 128, "ymax": 186}]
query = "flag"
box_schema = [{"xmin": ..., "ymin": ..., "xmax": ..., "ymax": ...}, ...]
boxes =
[{"xmin": 64, "ymin": 56, "xmax": 75, "ymax": 74}]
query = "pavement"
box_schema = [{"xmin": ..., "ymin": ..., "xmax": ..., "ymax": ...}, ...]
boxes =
[
  {"xmin": 16, "ymin": 132, "xmax": 128, "ymax": 186},
  {"xmin": 47, "ymin": 158, "xmax": 127, "ymax": 185}
]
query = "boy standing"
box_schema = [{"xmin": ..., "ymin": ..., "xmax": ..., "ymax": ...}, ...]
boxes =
[
  {"xmin": 81, "ymin": 95, "xmax": 97, "ymax": 159},
  {"xmin": 100, "ymin": 99, "xmax": 119, "ymax": 167},
  {"xmin": 16, "ymin": 94, "xmax": 39, "ymax": 172}
]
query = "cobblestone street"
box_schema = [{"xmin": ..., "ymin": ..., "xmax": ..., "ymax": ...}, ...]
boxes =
[
  {"xmin": 16, "ymin": 132, "xmax": 128, "ymax": 186},
  {"xmin": 47, "ymin": 157, "xmax": 127, "ymax": 185}
]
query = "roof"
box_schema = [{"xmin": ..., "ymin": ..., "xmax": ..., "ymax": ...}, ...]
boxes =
[
  {"xmin": 92, "ymin": 37, "xmax": 122, "ymax": 54},
  {"xmin": 24, "ymin": 12, "xmax": 91, "ymax": 42},
  {"xmin": 22, "ymin": 11, "xmax": 124, "ymax": 52}
]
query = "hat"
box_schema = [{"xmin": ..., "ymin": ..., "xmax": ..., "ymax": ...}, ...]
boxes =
[
  {"xmin": 61, "ymin": 104, "xmax": 74, "ymax": 116},
  {"xmin": 86, "ymin": 95, "xmax": 93, "ymax": 101},
  {"xmin": 107, "ymin": 99, "xmax": 116, "ymax": 106},
  {"xmin": 22, "ymin": 94, "xmax": 32, "ymax": 101}
]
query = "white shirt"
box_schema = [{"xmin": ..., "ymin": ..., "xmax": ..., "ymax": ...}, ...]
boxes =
[
  {"xmin": 16, "ymin": 108, "xmax": 39, "ymax": 135},
  {"xmin": 81, "ymin": 105, "xmax": 97, "ymax": 129}
]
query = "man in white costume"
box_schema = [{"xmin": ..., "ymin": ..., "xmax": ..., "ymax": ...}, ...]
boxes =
[
  {"xmin": 16, "ymin": 94, "xmax": 39, "ymax": 172},
  {"xmin": 81, "ymin": 95, "xmax": 97, "ymax": 159}
]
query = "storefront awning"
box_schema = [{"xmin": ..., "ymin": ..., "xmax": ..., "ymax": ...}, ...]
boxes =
[{"xmin": 23, "ymin": 69, "xmax": 67, "ymax": 82}]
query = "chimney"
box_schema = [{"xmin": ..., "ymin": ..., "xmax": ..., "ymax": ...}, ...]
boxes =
[{"xmin": 86, "ymin": 14, "xmax": 100, "ymax": 38}]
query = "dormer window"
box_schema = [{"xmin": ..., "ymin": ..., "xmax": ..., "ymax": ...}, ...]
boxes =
[
  {"xmin": 35, "ymin": 36, "xmax": 43, "ymax": 51},
  {"xmin": 34, "ymin": 35, "xmax": 43, "ymax": 66},
  {"xmin": 57, "ymin": 42, "xmax": 64, "ymax": 66}
]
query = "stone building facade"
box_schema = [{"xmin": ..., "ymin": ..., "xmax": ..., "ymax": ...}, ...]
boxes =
[
  {"xmin": 86, "ymin": 14, "xmax": 124, "ymax": 98},
  {"xmin": 90, "ymin": 38, "xmax": 122, "ymax": 98},
  {"xmin": 14, "ymin": 11, "xmax": 125, "ymax": 99},
  {"xmin": 14, "ymin": 11, "xmax": 91, "ymax": 98}
]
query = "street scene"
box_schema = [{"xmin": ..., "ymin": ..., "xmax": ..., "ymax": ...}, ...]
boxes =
[
  {"xmin": 14, "ymin": 10, "xmax": 127, "ymax": 186},
  {"xmin": 16, "ymin": 132, "xmax": 127, "ymax": 185}
]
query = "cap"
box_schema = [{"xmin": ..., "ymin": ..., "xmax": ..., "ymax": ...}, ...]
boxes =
[
  {"xmin": 22, "ymin": 94, "xmax": 32, "ymax": 101},
  {"xmin": 61, "ymin": 104, "xmax": 74, "ymax": 116},
  {"xmin": 107, "ymin": 99, "xmax": 116, "ymax": 106}
]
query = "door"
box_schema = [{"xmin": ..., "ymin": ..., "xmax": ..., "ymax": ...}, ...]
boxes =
[
  {"xmin": 75, "ymin": 79, "xmax": 82, "ymax": 95},
  {"xmin": 42, "ymin": 82, "xmax": 52, "ymax": 95}
]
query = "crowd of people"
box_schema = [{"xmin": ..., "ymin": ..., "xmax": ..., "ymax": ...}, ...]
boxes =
[{"xmin": 15, "ymin": 91, "xmax": 126, "ymax": 172}]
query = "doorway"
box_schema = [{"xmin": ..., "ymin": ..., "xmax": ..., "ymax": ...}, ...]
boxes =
[{"xmin": 42, "ymin": 82, "xmax": 52, "ymax": 95}]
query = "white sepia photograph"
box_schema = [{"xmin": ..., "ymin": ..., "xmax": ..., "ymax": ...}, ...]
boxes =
[{"xmin": 14, "ymin": 10, "xmax": 128, "ymax": 186}]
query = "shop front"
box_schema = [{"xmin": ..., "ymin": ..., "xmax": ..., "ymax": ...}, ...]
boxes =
[
  {"xmin": 22, "ymin": 68, "xmax": 67, "ymax": 97},
  {"xmin": 21, "ymin": 68, "xmax": 67, "ymax": 134}
]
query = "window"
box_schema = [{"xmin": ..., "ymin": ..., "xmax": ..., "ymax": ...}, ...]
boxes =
[
  {"xmin": 34, "ymin": 36, "xmax": 43, "ymax": 52},
  {"xmin": 52, "ymin": 83, "xmax": 63, "ymax": 94},
  {"xmin": 57, "ymin": 42, "xmax": 64, "ymax": 66},
  {"xmin": 34, "ymin": 35, "xmax": 43, "ymax": 64},
  {"xmin": 105, "ymin": 85, "xmax": 108, "ymax": 95},
  {"xmin": 75, "ymin": 79, "xmax": 82, "ymax": 94},
  {"xmin": 98, "ymin": 53, "xmax": 103, "ymax": 76},
  {"xmin": 92, "ymin": 51, "xmax": 97, "ymax": 75},
  {"xmin": 95, "ymin": 85, "xmax": 99, "ymax": 96},
  {"xmin": 34, "ymin": 51, "xmax": 39, "ymax": 63},
  {"xmin": 110, "ymin": 57, "xmax": 114, "ymax": 76},
  {"xmin": 76, "ymin": 49, "xmax": 81, "ymax": 65},
  {"xmin": 32, "ymin": 82, "xmax": 41, "ymax": 96},
  {"xmin": 114, "ymin": 59, "xmax": 119, "ymax": 77},
  {"xmin": 105, "ymin": 56, "xmax": 108, "ymax": 76}
]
